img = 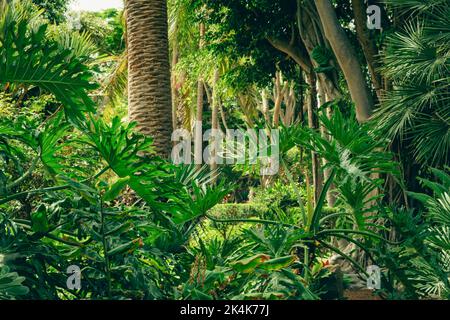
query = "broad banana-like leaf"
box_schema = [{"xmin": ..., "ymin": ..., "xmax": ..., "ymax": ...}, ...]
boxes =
[
  {"xmin": 230, "ymin": 254, "xmax": 270, "ymax": 273},
  {"xmin": 259, "ymin": 255, "xmax": 297, "ymax": 271}
]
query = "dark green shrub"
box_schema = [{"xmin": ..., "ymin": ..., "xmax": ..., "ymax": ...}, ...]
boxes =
[
  {"xmin": 208, "ymin": 203, "xmax": 269, "ymax": 219},
  {"xmin": 251, "ymin": 182, "xmax": 308, "ymax": 210}
]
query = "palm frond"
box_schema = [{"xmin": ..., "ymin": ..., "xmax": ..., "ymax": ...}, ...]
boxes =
[
  {"xmin": 51, "ymin": 29, "xmax": 97, "ymax": 59},
  {"xmin": 98, "ymin": 51, "xmax": 128, "ymax": 113},
  {"xmin": 376, "ymin": 1, "xmax": 450, "ymax": 167}
]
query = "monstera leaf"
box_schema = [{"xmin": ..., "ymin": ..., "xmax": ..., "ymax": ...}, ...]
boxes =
[
  {"xmin": 0, "ymin": 1, "xmax": 97, "ymax": 123},
  {"xmin": 82, "ymin": 116, "xmax": 179, "ymax": 207},
  {"xmin": 38, "ymin": 113, "xmax": 71, "ymax": 176},
  {"xmin": 171, "ymin": 181, "xmax": 230, "ymax": 224}
]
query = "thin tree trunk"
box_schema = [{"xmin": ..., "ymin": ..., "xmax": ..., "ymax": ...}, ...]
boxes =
[
  {"xmin": 351, "ymin": 0, "xmax": 382, "ymax": 100},
  {"xmin": 171, "ymin": 38, "xmax": 179, "ymax": 131},
  {"xmin": 176, "ymin": 71, "xmax": 188, "ymax": 130},
  {"xmin": 211, "ymin": 69, "xmax": 220, "ymax": 178},
  {"xmin": 194, "ymin": 23, "xmax": 205, "ymax": 167},
  {"xmin": 238, "ymin": 94, "xmax": 256, "ymax": 128},
  {"xmin": 219, "ymin": 100, "xmax": 228, "ymax": 131},
  {"xmin": 318, "ymin": 81, "xmax": 336, "ymax": 207},
  {"xmin": 306, "ymin": 72, "xmax": 322, "ymax": 205},
  {"xmin": 127, "ymin": 0, "xmax": 173, "ymax": 157},
  {"xmin": 315, "ymin": 0, "xmax": 374, "ymax": 122},
  {"xmin": 281, "ymin": 82, "xmax": 296, "ymax": 126},
  {"xmin": 261, "ymin": 89, "xmax": 270, "ymax": 124},
  {"xmin": 272, "ymin": 72, "xmax": 288, "ymax": 127}
]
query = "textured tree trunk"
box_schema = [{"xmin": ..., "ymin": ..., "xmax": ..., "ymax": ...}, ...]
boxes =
[
  {"xmin": 127, "ymin": 0, "xmax": 173, "ymax": 157},
  {"xmin": 315, "ymin": 0, "xmax": 374, "ymax": 122}
]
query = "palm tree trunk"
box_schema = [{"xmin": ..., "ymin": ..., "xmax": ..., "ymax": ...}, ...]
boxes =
[{"xmin": 127, "ymin": 0, "xmax": 173, "ymax": 157}]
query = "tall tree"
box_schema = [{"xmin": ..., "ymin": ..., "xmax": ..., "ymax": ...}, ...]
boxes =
[
  {"xmin": 194, "ymin": 23, "xmax": 206, "ymax": 167},
  {"xmin": 126, "ymin": 0, "xmax": 173, "ymax": 157},
  {"xmin": 306, "ymin": 72, "xmax": 322, "ymax": 205},
  {"xmin": 351, "ymin": 0, "xmax": 382, "ymax": 100},
  {"xmin": 210, "ymin": 68, "xmax": 220, "ymax": 177},
  {"xmin": 315, "ymin": 0, "xmax": 374, "ymax": 122}
]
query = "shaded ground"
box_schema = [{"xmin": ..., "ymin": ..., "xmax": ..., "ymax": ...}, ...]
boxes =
[{"xmin": 344, "ymin": 289, "xmax": 382, "ymax": 300}]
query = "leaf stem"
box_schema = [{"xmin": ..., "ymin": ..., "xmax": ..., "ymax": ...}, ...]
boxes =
[{"xmin": 205, "ymin": 213, "xmax": 303, "ymax": 230}]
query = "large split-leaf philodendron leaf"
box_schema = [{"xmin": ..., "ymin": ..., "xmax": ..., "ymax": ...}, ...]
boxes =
[{"xmin": 0, "ymin": 3, "xmax": 98, "ymax": 123}]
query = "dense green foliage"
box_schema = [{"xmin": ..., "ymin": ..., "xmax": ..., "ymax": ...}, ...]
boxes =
[
  {"xmin": 32, "ymin": 0, "xmax": 69, "ymax": 24},
  {"xmin": 0, "ymin": 0, "xmax": 449, "ymax": 301},
  {"xmin": 375, "ymin": 0, "xmax": 450, "ymax": 168}
]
